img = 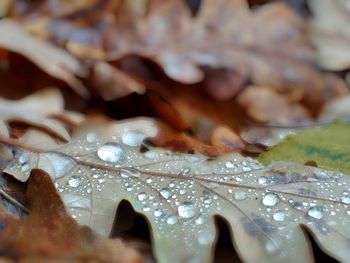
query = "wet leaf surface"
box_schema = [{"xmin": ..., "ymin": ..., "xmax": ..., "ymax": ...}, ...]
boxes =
[{"xmin": 3, "ymin": 119, "xmax": 350, "ymax": 263}]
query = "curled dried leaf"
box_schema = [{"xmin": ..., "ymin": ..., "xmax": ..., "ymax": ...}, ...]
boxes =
[{"xmin": 0, "ymin": 20, "xmax": 88, "ymax": 97}]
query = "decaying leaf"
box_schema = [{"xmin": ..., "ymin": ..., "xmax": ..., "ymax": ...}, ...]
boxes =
[
  {"xmin": 0, "ymin": 169, "xmax": 142, "ymax": 263},
  {"xmin": 318, "ymin": 95, "xmax": 350, "ymax": 122},
  {"xmin": 0, "ymin": 20, "xmax": 88, "ymax": 97},
  {"xmin": 91, "ymin": 61, "xmax": 145, "ymax": 101},
  {"xmin": 309, "ymin": 0, "xmax": 350, "ymax": 71},
  {"xmin": 259, "ymin": 121, "xmax": 350, "ymax": 174},
  {"xmin": 3, "ymin": 119, "xmax": 350, "ymax": 263},
  {"xmin": 0, "ymin": 87, "xmax": 80, "ymax": 141},
  {"xmin": 9, "ymin": 0, "xmax": 349, "ymax": 106},
  {"xmin": 237, "ymin": 86, "xmax": 311, "ymax": 123},
  {"xmin": 0, "ymin": 173, "xmax": 28, "ymax": 218},
  {"xmin": 106, "ymin": 0, "xmax": 348, "ymax": 107}
]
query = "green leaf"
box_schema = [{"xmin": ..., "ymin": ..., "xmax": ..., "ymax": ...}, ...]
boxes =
[{"xmin": 258, "ymin": 120, "xmax": 350, "ymax": 174}]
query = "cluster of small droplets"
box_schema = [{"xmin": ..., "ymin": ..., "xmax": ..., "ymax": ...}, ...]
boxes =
[{"xmin": 24, "ymin": 128, "xmax": 350, "ymax": 259}]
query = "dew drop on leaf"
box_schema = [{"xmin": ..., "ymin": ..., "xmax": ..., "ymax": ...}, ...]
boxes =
[
  {"xmin": 137, "ymin": 192, "xmax": 148, "ymax": 201},
  {"xmin": 341, "ymin": 196, "xmax": 350, "ymax": 204},
  {"xmin": 97, "ymin": 143, "xmax": 124, "ymax": 163},
  {"xmin": 167, "ymin": 215, "xmax": 178, "ymax": 225},
  {"xmin": 154, "ymin": 208, "xmax": 163, "ymax": 217},
  {"xmin": 179, "ymin": 167, "xmax": 191, "ymax": 176},
  {"xmin": 258, "ymin": 176, "xmax": 268, "ymax": 185},
  {"xmin": 86, "ymin": 132, "xmax": 97, "ymax": 143},
  {"xmin": 144, "ymin": 151, "xmax": 159, "ymax": 160},
  {"xmin": 68, "ymin": 175, "xmax": 81, "ymax": 188},
  {"xmin": 273, "ymin": 211, "xmax": 286, "ymax": 222},
  {"xmin": 307, "ymin": 206, "xmax": 324, "ymax": 220},
  {"xmin": 225, "ymin": 160, "xmax": 236, "ymax": 169},
  {"xmin": 195, "ymin": 214, "xmax": 205, "ymax": 225},
  {"xmin": 234, "ymin": 191, "xmax": 247, "ymax": 201},
  {"xmin": 18, "ymin": 153, "xmax": 29, "ymax": 164},
  {"xmin": 122, "ymin": 131, "xmax": 145, "ymax": 147},
  {"xmin": 178, "ymin": 201, "xmax": 196, "ymax": 218},
  {"xmin": 160, "ymin": 187, "xmax": 172, "ymax": 199},
  {"xmin": 262, "ymin": 193, "xmax": 280, "ymax": 207}
]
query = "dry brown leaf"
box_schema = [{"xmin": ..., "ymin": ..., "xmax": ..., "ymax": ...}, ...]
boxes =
[
  {"xmin": 8, "ymin": 0, "xmax": 348, "ymax": 106},
  {"xmin": 318, "ymin": 95, "xmax": 350, "ymax": 122},
  {"xmin": 309, "ymin": 0, "xmax": 350, "ymax": 71},
  {"xmin": 0, "ymin": 169, "xmax": 142, "ymax": 263},
  {"xmin": 237, "ymin": 86, "xmax": 311, "ymax": 123},
  {"xmin": 107, "ymin": 0, "xmax": 347, "ymax": 106},
  {"xmin": 0, "ymin": 88, "xmax": 71, "ymax": 141},
  {"xmin": 0, "ymin": 20, "xmax": 88, "ymax": 97},
  {"xmin": 91, "ymin": 61, "xmax": 145, "ymax": 100}
]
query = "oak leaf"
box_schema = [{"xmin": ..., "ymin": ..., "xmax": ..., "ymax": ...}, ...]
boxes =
[{"xmin": 3, "ymin": 118, "xmax": 350, "ymax": 263}]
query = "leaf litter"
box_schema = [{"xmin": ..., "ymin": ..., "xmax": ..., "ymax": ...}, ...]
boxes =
[
  {"xmin": 2, "ymin": 118, "xmax": 350, "ymax": 263},
  {"xmin": 1, "ymin": 0, "xmax": 350, "ymax": 262}
]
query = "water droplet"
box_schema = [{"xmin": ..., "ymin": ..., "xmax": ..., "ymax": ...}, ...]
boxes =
[
  {"xmin": 242, "ymin": 166, "xmax": 252, "ymax": 172},
  {"xmin": 307, "ymin": 206, "xmax": 324, "ymax": 220},
  {"xmin": 86, "ymin": 132, "xmax": 97, "ymax": 143},
  {"xmin": 160, "ymin": 188, "xmax": 172, "ymax": 199},
  {"xmin": 342, "ymin": 196, "xmax": 350, "ymax": 204},
  {"xmin": 97, "ymin": 143, "xmax": 124, "ymax": 163},
  {"xmin": 126, "ymin": 187, "xmax": 134, "ymax": 192},
  {"xmin": 195, "ymin": 214, "xmax": 205, "ymax": 225},
  {"xmin": 225, "ymin": 161, "xmax": 236, "ymax": 169},
  {"xmin": 234, "ymin": 191, "xmax": 247, "ymax": 201},
  {"xmin": 21, "ymin": 163, "xmax": 31, "ymax": 172},
  {"xmin": 167, "ymin": 215, "xmax": 178, "ymax": 225},
  {"xmin": 258, "ymin": 176, "xmax": 268, "ymax": 185},
  {"xmin": 262, "ymin": 193, "xmax": 280, "ymax": 207},
  {"xmin": 179, "ymin": 167, "xmax": 191, "ymax": 176},
  {"xmin": 122, "ymin": 131, "xmax": 145, "ymax": 147},
  {"xmin": 178, "ymin": 201, "xmax": 196, "ymax": 218},
  {"xmin": 68, "ymin": 175, "xmax": 81, "ymax": 188},
  {"xmin": 265, "ymin": 241, "xmax": 278, "ymax": 254},
  {"xmin": 19, "ymin": 153, "xmax": 29, "ymax": 164},
  {"xmin": 198, "ymin": 232, "xmax": 214, "ymax": 245},
  {"xmin": 144, "ymin": 151, "xmax": 159, "ymax": 160},
  {"xmin": 273, "ymin": 211, "xmax": 286, "ymax": 222},
  {"xmin": 98, "ymin": 177, "xmax": 106, "ymax": 184},
  {"xmin": 86, "ymin": 188, "xmax": 92, "ymax": 194},
  {"xmin": 154, "ymin": 208, "xmax": 163, "ymax": 217},
  {"xmin": 138, "ymin": 192, "xmax": 148, "ymax": 201},
  {"xmin": 143, "ymin": 206, "xmax": 151, "ymax": 212}
]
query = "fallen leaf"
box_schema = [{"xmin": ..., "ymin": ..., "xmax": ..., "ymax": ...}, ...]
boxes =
[
  {"xmin": 108, "ymin": 0, "xmax": 347, "ymax": 106},
  {"xmin": 10, "ymin": 0, "xmax": 348, "ymax": 107},
  {"xmin": 318, "ymin": 95, "xmax": 350, "ymax": 122},
  {"xmin": 0, "ymin": 20, "xmax": 88, "ymax": 97},
  {"xmin": 237, "ymin": 86, "xmax": 311, "ymax": 123},
  {"xmin": 0, "ymin": 88, "xmax": 71, "ymax": 141},
  {"xmin": 259, "ymin": 121, "xmax": 350, "ymax": 174},
  {"xmin": 0, "ymin": 173, "xmax": 28, "ymax": 219},
  {"xmin": 90, "ymin": 62, "xmax": 145, "ymax": 101},
  {"xmin": 3, "ymin": 118, "xmax": 350, "ymax": 263},
  {"xmin": 308, "ymin": 0, "xmax": 350, "ymax": 71},
  {"xmin": 0, "ymin": 169, "xmax": 142, "ymax": 263}
]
